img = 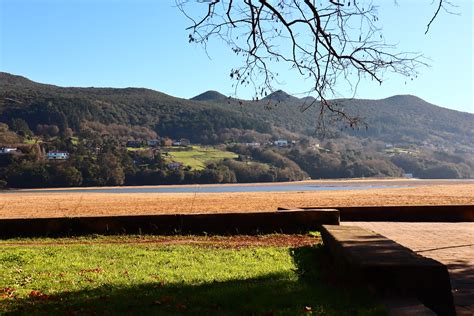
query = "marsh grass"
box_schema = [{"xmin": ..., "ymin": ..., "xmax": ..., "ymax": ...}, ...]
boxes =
[{"xmin": 0, "ymin": 240, "xmax": 384, "ymax": 315}]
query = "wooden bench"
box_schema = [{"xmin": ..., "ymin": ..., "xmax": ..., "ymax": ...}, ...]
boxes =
[{"xmin": 320, "ymin": 225, "xmax": 456, "ymax": 316}]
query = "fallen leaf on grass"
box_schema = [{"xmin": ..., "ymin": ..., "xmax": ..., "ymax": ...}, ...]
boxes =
[
  {"xmin": 0, "ymin": 287, "xmax": 16, "ymax": 299},
  {"xmin": 150, "ymin": 274, "xmax": 162, "ymax": 280},
  {"xmin": 152, "ymin": 281, "xmax": 165, "ymax": 288},
  {"xmin": 28, "ymin": 290, "xmax": 52, "ymax": 300},
  {"xmin": 22, "ymin": 276, "xmax": 33, "ymax": 285},
  {"xmin": 175, "ymin": 303, "xmax": 187, "ymax": 311},
  {"xmin": 79, "ymin": 268, "xmax": 104, "ymax": 274},
  {"xmin": 160, "ymin": 295, "xmax": 174, "ymax": 303}
]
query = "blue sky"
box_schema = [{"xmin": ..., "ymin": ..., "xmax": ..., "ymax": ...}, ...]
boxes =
[{"xmin": 1, "ymin": 0, "xmax": 472, "ymax": 113}]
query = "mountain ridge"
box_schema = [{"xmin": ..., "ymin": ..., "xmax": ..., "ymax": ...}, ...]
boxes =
[
  {"xmin": 1, "ymin": 72, "xmax": 473, "ymax": 150},
  {"xmin": 190, "ymin": 90, "xmax": 228, "ymax": 102},
  {"xmin": 5, "ymin": 72, "xmax": 470, "ymax": 114}
]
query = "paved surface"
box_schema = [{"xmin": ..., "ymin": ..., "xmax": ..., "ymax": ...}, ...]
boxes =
[{"xmin": 343, "ymin": 222, "xmax": 474, "ymax": 315}]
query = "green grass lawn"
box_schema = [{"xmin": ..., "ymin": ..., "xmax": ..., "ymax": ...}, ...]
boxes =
[
  {"xmin": 126, "ymin": 147, "xmax": 148, "ymax": 152},
  {"xmin": 70, "ymin": 136, "xmax": 79, "ymax": 145},
  {"xmin": 23, "ymin": 137, "xmax": 41, "ymax": 145},
  {"xmin": 0, "ymin": 236, "xmax": 384, "ymax": 315},
  {"xmin": 167, "ymin": 146, "xmax": 238, "ymax": 170}
]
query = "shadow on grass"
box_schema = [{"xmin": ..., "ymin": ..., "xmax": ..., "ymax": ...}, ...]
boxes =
[{"xmin": 2, "ymin": 246, "xmax": 384, "ymax": 316}]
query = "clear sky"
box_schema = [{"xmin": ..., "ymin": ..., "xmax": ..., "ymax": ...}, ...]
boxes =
[{"xmin": 1, "ymin": 0, "xmax": 472, "ymax": 113}]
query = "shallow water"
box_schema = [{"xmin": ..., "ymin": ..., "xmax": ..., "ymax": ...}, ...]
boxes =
[
  {"xmin": 8, "ymin": 179, "xmax": 473, "ymax": 194},
  {"xmin": 13, "ymin": 183, "xmax": 408, "ymax": 194}
]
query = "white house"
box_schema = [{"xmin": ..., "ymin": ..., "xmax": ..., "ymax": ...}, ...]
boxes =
[
  {"xmin": 244, "ymin": 142, "xmax": 261, "ymax": 147},
  {"xmin": 179, "ymin": 138, "xmax": 191, "ymax": 146},
  {"xmin": 147, "ymin": 139, "xmax": 159, "ymax": 146},
  {"xmin": 47, "ymin": 151, "xmax": 69, "ymax": 160},
  {"xmin": 167, "ymin": 162, "xmax": 182, "ymax": 169},
  {"xmin": 0, "ymin": 147, "xmax": 17, "ymax": 154},
  {"xmin": 274, "ymin": 139, "xmax": 288, "ymax": 147}
]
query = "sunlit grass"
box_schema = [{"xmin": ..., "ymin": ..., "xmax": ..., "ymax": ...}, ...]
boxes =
[
  {"xmin": 167, "ymin": 145, "xmax": 238, "ymax": 170},
  {"xmin": 22, "ymin": 137, "xmax": 41, "ymax": 145},
  {"xmin": 126, "ymin": 147, "xmax": 148, "ymax": 152},
  {"xmin": 0, "ymin": 241, "xmax": 384, "ymax": 315}
]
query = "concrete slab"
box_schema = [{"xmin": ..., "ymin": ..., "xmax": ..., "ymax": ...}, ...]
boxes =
[
  {"xmin": 382, "ymin": 298, "xmax": 436, "ymax": 316},
  {"xmin": 279, "ymin": 205, "xmax": 474, "ymax": 222},
  {"xmin": 0, "ymin": 209, "xmax": 340, "ymax": 237},
  {"xmin": 343, "ymin": 222, "xmax": 474, "ymax": 316},
  {"xmin": 320, "ymin": 225, "xmax": 455, "ymax": 315}
]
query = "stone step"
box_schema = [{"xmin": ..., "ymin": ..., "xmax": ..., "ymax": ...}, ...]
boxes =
[{"xmin": 320, "ymin": 225, "xmax": 456, "ymax": 316}]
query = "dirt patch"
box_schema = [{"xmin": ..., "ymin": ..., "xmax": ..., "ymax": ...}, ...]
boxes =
[{"xmin": 0, "ymin": 234, "xmax": 321, "ymax": 248}]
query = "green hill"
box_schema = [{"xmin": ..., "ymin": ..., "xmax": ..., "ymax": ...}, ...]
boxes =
[
  {"xmin": 1, "ymin": 72, "xmax": 473, "ymax": 150},
  {"xmin": 1, "ymin": 72, "xmax": 473, "ymax": 186},
  {"xmin": 190, "ymin": 90, "xmax": 228, "ymax": 102},
  {"xmin": 195, "ymin": 90, "xmax": 474, "ymax": 149},
  {"xmin": 0, "ymin": 73, "xmax": 271, "ymax": 144}
]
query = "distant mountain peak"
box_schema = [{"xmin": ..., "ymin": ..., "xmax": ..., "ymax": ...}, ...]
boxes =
[
  {"xmin": 191, "ymin": 90, "xmax": 228, "ymax": 102},
  {"xmin": 300, "ymin": 96, "xmax": 316, "ymax": 103},
  {"xmin": 382, "ymin": 94, "xmax": 427, "ymax": 104},
  {"xmin": 263, "ymin": 90, "xmax": 297, "ymax": 102}
]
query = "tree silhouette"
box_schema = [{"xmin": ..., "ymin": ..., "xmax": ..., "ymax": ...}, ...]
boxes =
[{"xmin": 177, "ymin": 0, "xmax": 453, "ymax": 128}]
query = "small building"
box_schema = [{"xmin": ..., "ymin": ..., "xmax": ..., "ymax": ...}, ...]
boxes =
[
  {"xmin": 0, "ymin": 147, "xmax": 17, "ymax": 154},
  {"xmin": 126, "ymin": 141, "xmax": 142, "ymax": 148},
  {"xmin": 167, "ymin": 162, "xmax": 182, "ymax": 170},
  {"xmin": 161, "ymin": 138, "xmax": 173, "ymax": 147},
  {"xmin": 147, "ymin": 139, "xmax": 159, "ymax": 147},
  {"xmin": 244, "ymin": 142, "xmax": 261, "ymax": 147},
  {"xmin": 274, "ymin": 139, "xmax": 288, "ymax": 147},
  {"xmin": 179, "ymin": 138, "xmax": 191, "ymax": 146},
  {"xmin": 47, "ymin": 151, "xmax": 69, "ymax": 160}
]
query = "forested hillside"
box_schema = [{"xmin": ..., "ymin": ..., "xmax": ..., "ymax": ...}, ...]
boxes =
[
  {"xmin": 0, "ymin": 73, "xmax": 271, "ymax": 144},
  {"xmin": 196, "ymin": 90, "xmax": 474, "ymax": 150},
  {"xmin": 2, "ymin": 72, "xmax": 473, "ymax": 148},
  {"xmin": 0, "ymin": 72, "xmax": 473, "ymax": 188}
]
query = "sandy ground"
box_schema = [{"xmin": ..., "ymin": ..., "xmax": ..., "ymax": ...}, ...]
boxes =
[
  {"xmin": 1, "ymin": 180, "xmax": 473, "ymax": 219},
  {"xmin": 10, "ymin": 178, "xmax": 472, "ymax": 191}
]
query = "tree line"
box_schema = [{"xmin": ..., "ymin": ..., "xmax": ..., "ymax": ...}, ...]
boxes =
[{"xmin": 1, "ymin": 134, "xmax": 472, "ymax": 189}]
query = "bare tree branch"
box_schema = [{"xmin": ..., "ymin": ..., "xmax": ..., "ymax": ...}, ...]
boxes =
[
  {"xmin": 177, "ymin": 0, "xmax": 445, "ymax": 129},
  {"xmin": 426, "ymin": 0, "xmax": 456, "ymax": 34}
]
